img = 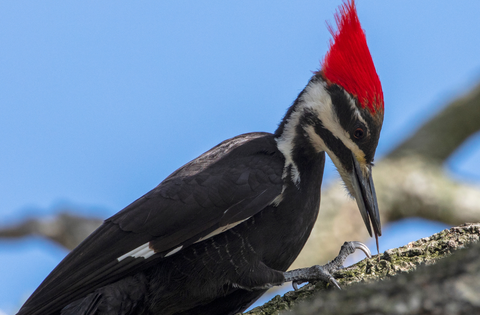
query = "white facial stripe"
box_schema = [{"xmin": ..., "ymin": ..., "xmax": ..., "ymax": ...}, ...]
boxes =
[
  {"xmin": 305, "ymin": 125, "xmax": 355, "ymax": 195},
  {"xmin": 305, "ymin": 125, "xmax": 325, "ymax": 153},
  {"xmin": 117, "ymin": 242, "xmax": 156, "ymax": 262},
  {"xmin": 276, "ymin": 81, "xmax": 334, "ymax": 186},
  {"xmin": 275, "ymin": 108, "xmax": 302, "ymax": 185},
  {"xmin": 343, "ymin": 90, "xmax": 368, "ymax": 129},
  {"xmin": 354, "ymin": 108, "xmax": 367, "ymax": 127},
  {"xmin": 301, "ymin": 81, "xmax": 366, "ymax": 163},
  {"xmin": 276, "ymin": 78, "xmax": 369, "ymax": 188}
]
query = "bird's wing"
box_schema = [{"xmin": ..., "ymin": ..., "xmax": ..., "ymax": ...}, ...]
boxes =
[{"xmin": 18, "ymin": 132, "xmax": 285, "ymax": 315}]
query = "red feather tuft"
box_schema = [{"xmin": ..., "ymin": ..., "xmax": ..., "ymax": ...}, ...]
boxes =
[{"xmin": 320, "ymin": 0, "xmax": 383, "ymax": 114}]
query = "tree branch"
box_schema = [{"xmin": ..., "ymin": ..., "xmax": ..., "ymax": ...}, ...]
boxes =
[
  {"xmin": 388, "ymin": 83, "xmax": 480, "ymax": 163},
  {"xmin": 2, "ymin": 83, "xmax": 480, "ymax": 270},
  {"xmin": 243, "ymin": 223, "xmax": 480, "ymax": 315},
  {"xmin": 293, "ymin": 82, "xmax": 480, "ymax": 269},
  {"xmin": 0, "ymin": 212, "xmax": 102, "ymax": 250}
]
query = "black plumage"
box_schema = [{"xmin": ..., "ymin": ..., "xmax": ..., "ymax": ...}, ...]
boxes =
[
  {"xmin": 18, "ymin": 129, "xmax": 326, "ymax": 315},
  {"xmin": 18, "ymin": 2, "xmax": 386, "ymax": 311}
]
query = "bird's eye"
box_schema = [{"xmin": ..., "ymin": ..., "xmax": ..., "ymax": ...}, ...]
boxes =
[{"xmin": 353, "ymin": 128, "xmax": 365, "ymax": 140}]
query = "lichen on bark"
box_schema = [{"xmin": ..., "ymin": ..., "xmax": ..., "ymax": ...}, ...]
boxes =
[{"xmin": 242, "ymin": 223, "xmax": 480, "ymax": 315}]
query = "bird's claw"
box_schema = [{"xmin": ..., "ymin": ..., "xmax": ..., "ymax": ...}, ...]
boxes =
[
  {"xmin": 329, "ymin": 277, "xmax": 341, "ymax": 290},
  {"xmin": 285, "ymin": 241, "xmax": 371, "ymax": 291},
  {"xmin": 311, "ymin": 265, "xmax": 342, "ymax": 290},
  {"xmin": 292, "ymin": 281, "xmax": 298, "ymax": 291},
  {"xmin": 291, "ymin": 270, "xmax": 340, "ymax": 291},
  {"xmin": 324, "ymin": 241, "xmax": 371, "ymax": 272},
  {"xmin": 292, "ymin": 280, "xmax": 304, "ymax": 291},
  {"xmin": 350, "ymin": 241, "xmax": 372, "ymax": 259}
]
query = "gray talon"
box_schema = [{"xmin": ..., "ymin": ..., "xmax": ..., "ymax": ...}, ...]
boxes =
[
  {"xmin": 284, "ymin": 241, "xmax": 370, "ymax": 291},
  {"xmin": 351, "ymin": 241, "xmax": 372, "ymax": 258},
  {"xmin": 330, "ymin": 278, "xmax": 341, "ymax": 290}
]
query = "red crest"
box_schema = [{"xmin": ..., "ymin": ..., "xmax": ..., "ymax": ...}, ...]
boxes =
[{"xmin": 321, "ymin": 0, "xmax": 383, "ymax": 114}]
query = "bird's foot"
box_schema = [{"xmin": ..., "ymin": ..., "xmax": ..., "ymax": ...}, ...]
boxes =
[{"xmin": 284, "ymin": 241, "xmax": 371, "ymax": 290}]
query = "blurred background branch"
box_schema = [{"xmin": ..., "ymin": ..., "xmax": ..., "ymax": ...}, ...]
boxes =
[
  {"xmin": 1, "ymin": 3, "xmax": 479, "ymax": 314},
  {"xmin": 295, "ymin": 81, "xmax": 480, "ymax": 268},
  {"xmin": 388, "ymin": 83, "xmax": 480, "ymax": 162},
  {"xmin": 1, "ymin": 82, "xmax": 480, "ymax": 266},
  {"xmin": 0, "ymin": 212, "xmax": 102, "ymax": 250}
]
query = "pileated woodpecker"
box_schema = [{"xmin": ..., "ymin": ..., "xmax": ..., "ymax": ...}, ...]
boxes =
[{"xmin": 18, "ymin": 1, "xmax": 383, "ymax": 314}]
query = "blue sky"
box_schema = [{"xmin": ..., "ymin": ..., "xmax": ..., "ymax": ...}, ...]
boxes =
[{"xmin": 1, "ymin": 1, "xmax": 480, "ymax": 313}]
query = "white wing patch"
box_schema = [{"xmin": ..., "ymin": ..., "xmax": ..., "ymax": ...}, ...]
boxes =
[
  {"xmin": 165, "ymin": 245, "xmax": 183, "ymax": 257},
  {"xmin": 117, "ymin": 242, "xmax": 156, "ymax": 262},
  {"xmin": 195, "ymin": 218, "xmax": 250, "ymax": 244},
  {"xmin": 116, "ymin": 219, "xmax": 252, "ymax": 262}
]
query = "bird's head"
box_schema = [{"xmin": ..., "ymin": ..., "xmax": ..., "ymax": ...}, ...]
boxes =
[
  {"xmin": 277, "ymin": 0, "xmax": 383, "ymax": 242},
  {"xmin": 318, "ymin": 0, "xmax": 383, "ymax": 240}
]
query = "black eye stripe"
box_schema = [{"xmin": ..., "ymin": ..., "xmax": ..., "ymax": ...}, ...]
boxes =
[
  {"xmin": 315, "ymin": 122, "xmax": 352, "ymax": 173},
  {"xmin": 327, "ymin": 84, "xmax": 372, "ymax": 138},
  {"xmin": 328, "ymin": 84, "xmax": 357, "ymax": 132},
  {"xmin": 301, "ymin": 111, "xmax": 352, "ymax": 173},
  {"xmin": 326, "ymin": 84, "xmax": 381, "ymax": 163}
]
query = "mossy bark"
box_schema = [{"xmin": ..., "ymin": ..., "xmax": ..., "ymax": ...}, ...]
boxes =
[{"xmin": 243, "ymin": 223, "xmax": 480, "ymax": 315}]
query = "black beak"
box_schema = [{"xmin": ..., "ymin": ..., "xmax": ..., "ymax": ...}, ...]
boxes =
[{"xmin": 350, "ymin": 155, "xmax": 382, "ymax": 239}]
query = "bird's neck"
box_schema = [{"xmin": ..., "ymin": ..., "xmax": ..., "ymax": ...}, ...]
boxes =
[{"xmin": 274, "ymin": 76, "xmax": 330, "ymax": 186}]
